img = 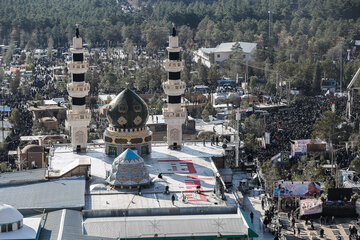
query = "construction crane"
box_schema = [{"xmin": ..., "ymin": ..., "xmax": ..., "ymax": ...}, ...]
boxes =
[{"xmin": 346, "ymin": 66, "xmax": 360, "ymax": 120}]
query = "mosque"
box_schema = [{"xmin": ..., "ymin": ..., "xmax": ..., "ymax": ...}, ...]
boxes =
[{"xmin": 0, "ymin": 26, "xmax": 258, "ymax": 240}]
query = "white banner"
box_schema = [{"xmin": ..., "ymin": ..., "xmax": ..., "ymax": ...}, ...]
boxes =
[{"xmin": 300, "ymin": 199, "xmax": 322, "ymax": 216}]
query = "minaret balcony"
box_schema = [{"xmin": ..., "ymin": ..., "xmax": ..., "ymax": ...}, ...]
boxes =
[
  {"xmin": 67, "ymin": 82, "xmax": 90, "ymax": 98},
  {"xmin": 70, "ymin": 48, "xmax": 84, "ymax": 54},
  {"xmin": 163, "ymin": 59, "xmax": 184, "ymax": 72},
  {"xmin": 167, "ymin": 47, "xmax": 181, "ymax": 53},
  {"xmin": 67, "ymin": 109, "xmax": 91, "ymax": 123},
  {"xmin": 162, "ymin": 81, "xmax": 186, "ymax": 96},
  {"xmin": 67, "ymin": 62, "xmax": 88, "ymax": 73},
  {"xmin": 163, "ymin": 106, "xmax": 187, "ymax": 120}
]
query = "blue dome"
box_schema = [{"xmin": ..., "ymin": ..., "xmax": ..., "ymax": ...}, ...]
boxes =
[{"xmin": 106, "ymin": 149, "xmax": 151, "ymax": 187}]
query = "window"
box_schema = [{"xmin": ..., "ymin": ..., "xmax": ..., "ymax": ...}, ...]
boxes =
[
  {"xmin": 17, "ymin": 221, "xmax": 21, "ymax": 229},
  {"xmin": 73, "ymin": 73, "xmax": 85, "ymax": 82},
  {"xmin": 72, "ymin": 97, "xmax": 85, "ymax": 105},
  {"xmin": 118, "ymin": 101, "xmax": 128, "ymax": 113},
  {"xmin": 133, "ymin": 102, "xmax": 142, "ymax": 112},
  {"xmin": 168, "ymin": 95, "xmax": 181, "ymax": 104},
  {"xmin": 169, "ymin": 52, "xmax": 180, "ymax": 60},
  {"xmin": 73, "ymin": 53, "xmax": 84, "ymax": 62},
  {"xmin": 169, "ymin": 72, "xmax": 180, "ymax": 80},
  {"xmin": 1, "ymin": 224, "xmax": 6, "ymax": 232},
  {"xmin": 8, "ymin": 223, "xmax": 12, "ymax": 232},
  {"xmin": 217, "ymin": 54, "xmax": 220, "ymax": 58}
]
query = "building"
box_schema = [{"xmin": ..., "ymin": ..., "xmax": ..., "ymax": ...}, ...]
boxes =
[
  {"xmin": 28, "ymin": 105, "xmax": 66, "ymax": 121},
  {"xmin": 103, "ymin": 88, "xmax": 152, "ymax": 156},
  {"xmin": 66, "ymin": 26, "xmax": 91, "ymax": 152},
  {"xmin": 39, "ymin": 117, "xmax": 58, "ymax": 132},
  {"xmin": 17, "ymin": 144, "xmax": 48, "ymax": 170},
  {"xmin": 193, "ymin": 41, "xmax": 257, "ymax": 68},
  {"xmin": 162, "ymin": 26, "xmax": 187, "ymax": 149},
  {"xmin": 0, "ymin": 25, "xmax": 258, "ymax": 240}
]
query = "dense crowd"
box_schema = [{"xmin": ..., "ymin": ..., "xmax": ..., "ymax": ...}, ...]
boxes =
[{"xmin": 252, "ymin": 94, "xmax": 360, "ymax": 164}]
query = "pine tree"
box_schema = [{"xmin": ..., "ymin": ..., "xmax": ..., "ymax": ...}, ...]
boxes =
[{"xmin": 312, "ymin": 63, "xmax": 322, "ymax": 95}]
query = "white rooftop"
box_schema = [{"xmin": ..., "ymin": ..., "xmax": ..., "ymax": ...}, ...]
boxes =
[
  {"xmin": 83, "ymin": 211, "xmax": 251, "ymax": 239},
  {"xmin": 214, "ymin": 42, "xmax": 257, "ymax": 53},
  {"xmin": 49, "ymin": 144, "xmax": 232, "ymax": 211},
  {"xmin": 200, "ymin": 42, "xmax": 257, "ymax": 54},
  {"xmin": 43, "ymin": 100, "xmax": 57, "ymax": 105}
]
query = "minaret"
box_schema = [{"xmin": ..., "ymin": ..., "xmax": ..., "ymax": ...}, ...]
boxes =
[
  {"xmin": 66, "ymin": 25, "xmax": 91, "ymax": 152},
  {"xmin": 162, "ymin": 26, "xmax": 186, "ymax": 149}
]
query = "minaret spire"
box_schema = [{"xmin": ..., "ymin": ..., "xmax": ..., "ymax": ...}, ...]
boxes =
[
  {"xmin": 75, "ymin": 24, "xmax": 80, "ymax": 38},
  {"xmin": 171, "ymin": 23, "xmax": 176, "ymax": 37},
  {"xmin": 162, "ymin": 25, "xmax": 186, "ymax": 149},
  {"xmin": 66, "ymin": 24, "xmax": 91, "ymax": 152}
]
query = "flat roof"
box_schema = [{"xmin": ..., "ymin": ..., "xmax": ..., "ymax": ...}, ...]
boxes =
[
  {"xmin": 83, "ymin": 211, "xmax": 252, "ymax": 239},
  {"xmin": 19, "ymin": 136, "xmax": 42, "ymax": 141},
  {"xmin": 38, "ymin": 210, "xmax": 108, "ymax": 240},
  {"xmin": 0, "ymin": 169, "xmax": 46, "ymax": 186},
  {"xmin": 28, "ymin": 105, "xmax": 66, "ymax": 111},
  {"xmin": 0, "ymin": 177, "xmax": 85, "ymax": 210},
  {"xmin": 49, "ymin": 144, "xmax": 229, "ymax": 212}
]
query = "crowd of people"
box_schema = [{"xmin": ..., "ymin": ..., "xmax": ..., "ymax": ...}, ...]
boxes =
[{"xmin": 251, "ymin": 94, "xmax": 360, "ymax": 164}]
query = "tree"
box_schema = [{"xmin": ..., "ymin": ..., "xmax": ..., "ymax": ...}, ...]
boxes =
[
  {"xmin": 197, "ymin": 63, "xmax": 208, "ymax": 85},
  {"xmin": 9, "ymin": 70, "xmax": 20, "ymax": 95},
  {"xmin": 262, "ymin": 160, "xmax": 282, "ymax": 195},
  {"xmin": 227, "ymin": 42, "xmax": 243, "ymax": 80},
  {"xmin": 313, "ymin": 111, "xmax": 349, "ymax": 144},
  {"xmin": 182, "ymin": 65, "xmax": 191, "ymax": 85},
  {"xmin": 47, "ymin": 37, "xmax": 54, "ymax": 57},
  {"xmin": 249, "ymin": 76, "xmax": 258, "ymax": 94},
  {"xmin": 244, "ymin": 114, "xmax": 263, "ymax": 137},
  {"xmin": 265, "ymin": 79, "xmax": 276, "ymax": 95},
  {"xmin": 88, "ymin": 71, "xmax": 99, "ymax": 95},
  {"xmin": 0, "ymin": 68, "xmax": 5, "ymax": 85},
  {"xmin": 201, "ymin": 102, "xmax": 214, "ymax": 122},
  {"xmin": 123, "ymin": 38, "xmax": 135, "ymax": 60},
  {"xmin": 9, "ymin": 108, "xmax": 20, "ymax": 129},
  {"xmin": 135, "ymin": 70, "xmax": 147, "ymax": 91},
  {"xmin": 350, "ymin": 156, "xmax": 360, "ymax": 174},
  {"xmin": 18, "ymin": 52, "xmax": 26, "ymax": 65},
  {"xmin": 208, "ymin": 64, "xmax": 220, "ymax": 86},
  {"xmin": 312, "ymin": 62, "xmax": 322, "ymax": 95},
  {"xmin": 102, "ymin": 72, "xmax": 117, "ymax": 93},
  {"xmin": 4, "ymin": 41, "xmax": 15, "ymax": 64}
]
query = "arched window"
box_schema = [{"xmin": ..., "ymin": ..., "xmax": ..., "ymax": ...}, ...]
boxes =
[{"xmin": 133, "ymin": 101, "xmax": 142, "ymax": 112}]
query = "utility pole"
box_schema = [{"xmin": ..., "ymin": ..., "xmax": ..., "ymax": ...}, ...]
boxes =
[
  {"xmin": 287, "ymin": 79, "xmax": 291, "ymax": 103},
  {"xmin": 340, "ymin": 41, "xmax": 343, "ymax": 94},
  {"xmin": 268, "ymin": 0, "xmax": 273, "ymax": 49},
  {"xmin": 276, "ymin": 72, "xmax": 279, "ymax": 97},
  {"xmin": 235, "ymin": 111, "xmax": 241, "ymax": 168}
]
